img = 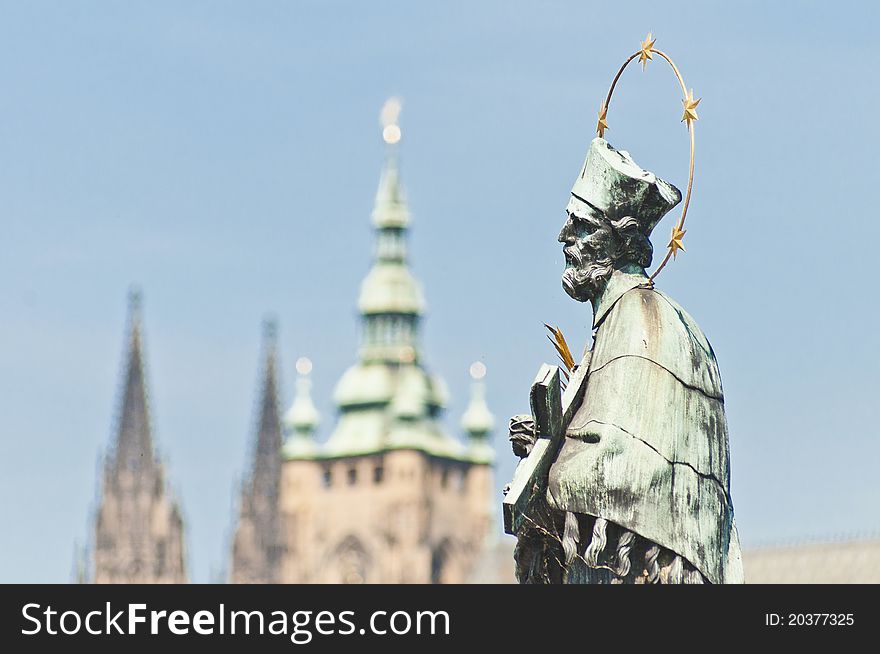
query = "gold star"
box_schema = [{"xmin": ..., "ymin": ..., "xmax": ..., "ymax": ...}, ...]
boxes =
[
  {"xmin": 596, "ymin": 101, "xmax": 609, "ymax": 138},
  {"xmin": 638, "ymin": 32, "xmax": 656, "ymax": 70},
  {"xmin": 668, "ymin": 225, "xmax": 687, "ymax": 258},
  {"xmin": 681, "ymin": 88, "xmax": 701, "ymax": 126}
]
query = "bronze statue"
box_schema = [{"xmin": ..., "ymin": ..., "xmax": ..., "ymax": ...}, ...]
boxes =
[{"xmin": 503, "ymin": 137, "xmax": 743, "ymax": 584}]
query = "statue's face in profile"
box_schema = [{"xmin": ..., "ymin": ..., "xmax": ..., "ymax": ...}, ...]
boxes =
[{"xmin": 558, "ymin": 197, "xmax": 615, "ymax": 303}]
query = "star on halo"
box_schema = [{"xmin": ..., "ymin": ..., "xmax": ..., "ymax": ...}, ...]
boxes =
[
  {"xmin": 681, "ymin": 89, "xmax": 701, "ymax": 126},
  {"xmin": 596, "ymin": 101, "xmax": 609, "ymax": 138},
  {"xmin": 638, "ymin": 32, "xmax": 656, "ymax": 70},
  {"xmin": 668, "ymin": 226, "xmax": 687, "ymax": 258}
]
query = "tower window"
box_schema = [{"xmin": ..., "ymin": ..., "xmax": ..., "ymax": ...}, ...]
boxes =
[
  {"xmin": 323, "ymin": 468, "xmax": 332, "ymax": 488},
  {"xmin": 347, "ymin": 468, "xmax": 358, "ymax": 486},
  {"xmin": 373, "ymin": 466, "xmax": 384, "ymax": 484},
  {"xmin": 440, "ymin": 468, "xmax": 449, "ymax": 489}
]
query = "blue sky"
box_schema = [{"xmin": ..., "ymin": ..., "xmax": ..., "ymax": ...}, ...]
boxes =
[{"xmin": 0, "ymin": 1, "xmax": 877, "ymax": 582}]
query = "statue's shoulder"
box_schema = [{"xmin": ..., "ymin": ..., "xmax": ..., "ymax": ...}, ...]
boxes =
[{"xmin": 592, "ymin": 286, "xmax": 723, "ymax": 399}]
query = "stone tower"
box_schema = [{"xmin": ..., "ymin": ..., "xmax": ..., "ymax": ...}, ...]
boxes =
[
  {"xmin": 276, "ymin": 112, "xmax": 496, "ymax": 583},
  {"xmin": 230, "ymin": 320, "xmax": 285, "ymax": 583},
  {"xmin": 92, "ymin": 291, "xmax": 187, "ymax": 584}
]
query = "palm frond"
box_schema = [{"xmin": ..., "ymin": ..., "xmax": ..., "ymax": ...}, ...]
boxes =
[{"xmin": 544, "ymin": 323, "xmax": 576, "ymax": 373}]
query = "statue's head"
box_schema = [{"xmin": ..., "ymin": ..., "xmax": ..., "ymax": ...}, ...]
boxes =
[{"xmin": 559, "ymin": 138, "xmax": 682, "ymax": 302}]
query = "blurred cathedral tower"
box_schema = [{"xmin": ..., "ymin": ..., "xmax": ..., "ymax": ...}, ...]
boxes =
[
  {"xmin": 230, "ymin": 320, "xmax": 285, "ymax": 583},
  {"xmin": 230, "ymin": 100, "xmax": 496, "ymax": 583},
  {"xmin": 92, "ymin": 291, "xmax": 188, "ymax": 583}
]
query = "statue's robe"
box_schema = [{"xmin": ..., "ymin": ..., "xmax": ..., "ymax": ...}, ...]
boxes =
[{"xmin": 546, "ymin": 268, "xmax": 743, "ymax": 584}]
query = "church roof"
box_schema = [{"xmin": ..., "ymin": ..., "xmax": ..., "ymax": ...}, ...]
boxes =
[
  {"xmin": 333, "ymin": 363, "xmax": 446, "ymax": 411},
  {"xmin": 358, "ymin": 262, "xmax": 425, "ymax": 315}
]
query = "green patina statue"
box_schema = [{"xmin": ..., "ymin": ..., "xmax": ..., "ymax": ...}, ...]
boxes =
[{"xmin": 503, "ymin": 137, "xmax": 743, "ymax": 584}]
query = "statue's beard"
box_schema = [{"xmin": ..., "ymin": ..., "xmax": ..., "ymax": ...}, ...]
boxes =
[{"xmin": 562, "ymin": 247, "xmax": 613, "ymax": 302}]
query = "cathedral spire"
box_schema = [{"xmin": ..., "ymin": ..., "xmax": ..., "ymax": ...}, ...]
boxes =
[
  {"xmin": 371, "ymin": 101, "xmax": 409, "ymax": 236},
  {"xmin": 92, "ymin": 289, "xmax": 188, "ymax": 583},
  {"xmin": 249, "ymin": 318, "xmax": 283, "ymax": 493},
  {"xmin": 357, "ymin": 100, "xmax": 425, "ymax": 365},
  {"xmin": 111, "ymin": 288, "xmax": 154, "ymax": 473},
  {"xmin": 230, "ymin": 318, "xmax": 284, "ymax": 583}
]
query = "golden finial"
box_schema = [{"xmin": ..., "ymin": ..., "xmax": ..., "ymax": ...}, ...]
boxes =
[
  {"xmin": 295, "ymin": 356, "xmax": 313, "ymax": 376},
  {"xmin": 469, "ymin": 361, "xmax": 487, "ymax": 380},
  {"xmin": 380, "ymin": 97, "xmax": 402, "ymax": 145}
]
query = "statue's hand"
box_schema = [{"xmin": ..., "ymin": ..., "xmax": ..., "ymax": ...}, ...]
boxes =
[{"xmin": 509, "ymin": 414, "xmax": 536, "ymax": 459}]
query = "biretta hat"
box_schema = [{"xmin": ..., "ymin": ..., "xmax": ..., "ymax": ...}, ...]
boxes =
[{"xmin": 569, "ymin": 137, "xmax": 682, "ymax": 235}]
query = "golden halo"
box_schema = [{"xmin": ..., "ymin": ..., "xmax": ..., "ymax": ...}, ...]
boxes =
[{"xmin": 597, "ymin": 33, "xmax": 699, "ymax": 281}]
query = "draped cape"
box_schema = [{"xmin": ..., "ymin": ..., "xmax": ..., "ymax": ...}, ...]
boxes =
[{"xmin": 547, "ymin": 271, "xmax": 743, "ymax": 584}]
